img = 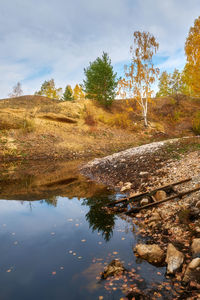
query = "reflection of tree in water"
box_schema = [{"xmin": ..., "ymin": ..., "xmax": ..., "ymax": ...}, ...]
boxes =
[
  {"xmin": 82, "ymin": 193, "xmax": 116, "ymax": 242},
  {"xmin": 44, "ymin": 196, "xmax": 58, "ymax": 207}
]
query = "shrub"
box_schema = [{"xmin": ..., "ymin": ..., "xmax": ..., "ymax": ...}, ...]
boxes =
[
  {"xmin": 83, "ymin": 107, "xmax": 96, "ymax": 126},
  {"xmin": 98, "ymin": 112, "xmax": 133, "ymax": 129},
  {"xmin": 22, "ymin": 118, "xmax": 35, "ymax": 133}
]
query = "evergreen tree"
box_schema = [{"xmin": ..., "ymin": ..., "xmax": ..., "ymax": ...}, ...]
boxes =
[
  {"xmin": 62, "ymin": 85, "xmax": 74, "ymax": 101},
  {"xmin": 83, "ymin": 52, "xmax": 117, "ymax": 107}
]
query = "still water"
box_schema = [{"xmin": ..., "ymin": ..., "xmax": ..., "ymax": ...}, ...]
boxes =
[{"xmin": 0, "ymin": 160, "xmax": 166, "ymax": 300}]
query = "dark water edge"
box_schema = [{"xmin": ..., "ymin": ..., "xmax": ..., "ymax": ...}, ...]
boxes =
[{"xmin": 0, "ymin": 160, "xmax": 185, "ymax": 299}]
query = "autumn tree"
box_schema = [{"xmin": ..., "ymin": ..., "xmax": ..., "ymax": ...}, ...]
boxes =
[
  {"xmin": 119, "ymin": 31, "xmax": 159, "ymax": 127},
  {"xmin": 157, "ymin": 69, "xmax": 189, "ymax": 98},
  {"xmin": 156, "ymin": 71, "xmax": 171, "ymax": 97},
  {"xmin": 62, "ymin": 85, "xmax": 74, "ymax": 101},
  {"xmin": 73, "ymin": 84, "xmax": 85, "ymax": 100},
  {"xmin": 9, "ymin": 82, "xmax": 23, "ymax": 97},
  {"xmin": 184, "ymin": 16, "xmax": 200, "ymax": 96},
  {"xmin": 35, "ymin": 79, "xmax": 62, "ymax": 99},
  {"xmin": 83, "ymin": 52, "xmax": 118, "ymax": 107}
]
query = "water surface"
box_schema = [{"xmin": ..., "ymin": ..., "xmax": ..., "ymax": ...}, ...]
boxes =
[{"xmin": 0, "ymin": 160, "xmax": 168, "ymax": 300}]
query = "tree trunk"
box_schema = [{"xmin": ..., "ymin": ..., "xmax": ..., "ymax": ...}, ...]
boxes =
[{"xmin": 144, "ymin": 114, "xmax": 148, "ymax": 127}]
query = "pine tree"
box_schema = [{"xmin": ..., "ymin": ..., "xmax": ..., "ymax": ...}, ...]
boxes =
[
  {"xmin": 62, "ymin": 85, "xmax": 74, "ymax": 101},
  {"xmin": 83, "ymin": 52, "xmax": 117, "ymax": 107}
]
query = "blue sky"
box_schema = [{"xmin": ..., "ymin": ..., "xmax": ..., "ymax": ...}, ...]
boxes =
[{"xmin": 0, "ymin": 0, "xmax": 200, "ymax": 98}]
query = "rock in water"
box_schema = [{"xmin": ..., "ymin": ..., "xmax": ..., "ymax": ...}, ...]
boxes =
[
  {"xmin": 154, "ymin": 190, "xmax": 166, "ymax": 201},
  {"xmin": 191, "ymin": 238, "xmax": 200, "ymax": 258},
  {"xmin": 165, "ymin": 243, "xmax": 184, "ymax": 274},
  {"xmin": 183, "ymin": 258, "xmax": 200, "ymax": 283},
  {"xmin": 101, "ymin": 259, "xmax": 125, "ymax": 279},
  {"xmin": 134, "ymin": 244, "xmax": 165, "ymax": 264}
]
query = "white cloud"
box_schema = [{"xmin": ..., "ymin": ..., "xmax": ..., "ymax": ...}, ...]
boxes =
[{"xmin": 0, "ymin": 0, "xmax": 200, "ymax": 98}]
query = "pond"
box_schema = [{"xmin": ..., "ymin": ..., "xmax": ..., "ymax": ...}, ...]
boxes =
[{"xmin": 0, "ymin": 160, "xmax": 173, "ymax": 299}]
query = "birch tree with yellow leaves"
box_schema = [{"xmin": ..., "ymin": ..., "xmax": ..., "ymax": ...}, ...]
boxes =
[
  {"xmin": 184, "ymin": 16, "xmax": 200, "ymax": 96},
  {"xmin": 118, "ymin": 31, "xmax": 159, "ymax": 127}
]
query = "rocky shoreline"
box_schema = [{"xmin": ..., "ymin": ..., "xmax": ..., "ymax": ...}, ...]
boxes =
[{"xmin": 81, "ymin": 137, "xmax": 200, "ymax": 298}]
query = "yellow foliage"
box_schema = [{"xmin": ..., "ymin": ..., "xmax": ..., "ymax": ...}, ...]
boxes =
[
  {"xmin": 98, "ymin": 113, "xmax": 132, "ymax": 128},
  {"xmin": 73, "ymin": 84, "xmax": 85, "ymax": 100},
  {"xmin": 184, "ymin": 16, "xmax": 200, "ymax": 96}
]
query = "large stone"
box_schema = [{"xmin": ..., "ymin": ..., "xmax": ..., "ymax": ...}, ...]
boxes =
[
  {"xmin": 165, "ymin": 243, "xmax": 184, "ymax": 274},
  {"xmin": 101, "ymin": 259, "xmax": 125, "ymax": 279},
  {"xmin": 134, "ymin": 244, "xmax": 165, "ymax": 264},
  {"xmin": 191, "ymin": 238, "xmax": 200, "ymax": 258},
  {"xmin": 183, "ymin": 258, "xmax": 200, "ymax": 283},
  {"xmin": 154, "ymin": 190, "xmax": 167, "ymax": 201}
]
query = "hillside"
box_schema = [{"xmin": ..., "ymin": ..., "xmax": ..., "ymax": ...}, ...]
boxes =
[{"xmin": 0, "ymin": 95, "xmax": 199, "ymax": 162}]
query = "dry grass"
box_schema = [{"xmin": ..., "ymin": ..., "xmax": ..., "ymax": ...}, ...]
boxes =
[{"xmin": 0, "ymin": 94, "xmax": 200, "ymax": 161}]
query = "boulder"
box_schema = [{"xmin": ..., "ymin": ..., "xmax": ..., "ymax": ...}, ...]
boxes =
[
  {"xmin": 191, "ymin": 238, "xmax": 200, "ymax": 258},
  {"xmin": 134, "ymin": 244, "xmax": 165, "ymax": 264},
  {"xmin": 101, "ymin": 259, "xmax": 125, "ymax": 279},
  {"xmin": 154, "ymin": 190, "xmax": 167, "ymax": 201},
  {"xmin": 165, "ymin": 243, "xmax": 184, "ymax": 274},
  {"xmin": 183, "ymin": 258, "xmax": 200, "ymax": 283}
]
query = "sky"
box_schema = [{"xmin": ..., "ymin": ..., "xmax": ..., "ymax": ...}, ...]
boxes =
[{"xmin": 0, "ymin": 0, "xmax": 200, "ymax": 98}]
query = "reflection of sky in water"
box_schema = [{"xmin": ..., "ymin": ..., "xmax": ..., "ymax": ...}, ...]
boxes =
[{"xmin": 0, "ymin": 197, "xmax": 165, "ymax": 300}]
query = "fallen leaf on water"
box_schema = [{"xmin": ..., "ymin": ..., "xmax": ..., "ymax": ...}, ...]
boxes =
[
  {"xmin": 52, "ymin": 271, "xmax": 56, "ymax": 275},
  {"xmin": 113, "ymin": 252, "xmax": 118, "ymax": 255},
  {"xmin": 6, "ymin": 269, "xmax": 11, "ymax": 273},
  {"xmin": 121, "ymin": 237, "xmax": 125, "ymax": 240},
  {"xmin": 157, "ymin": 272, "xmax": 162, "ymax": 275},
  {"xmin": 81, "ymin": 239, "xmax": 86, "ymax": 242},
  {"xmin": 99, "ymin": 296, "xmax": 103, "ymax": 300}
]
